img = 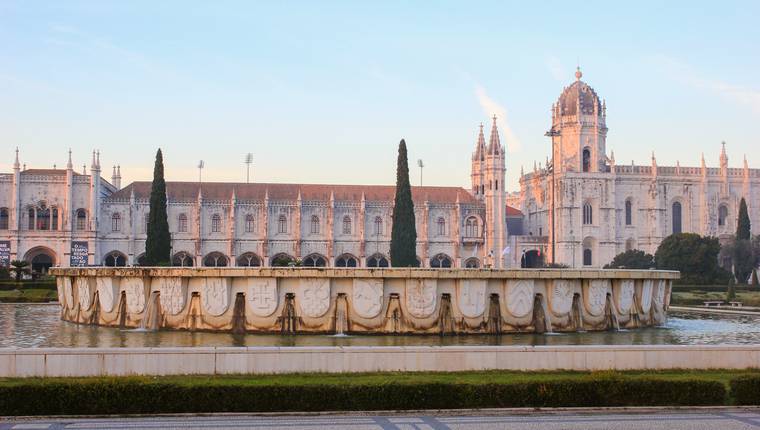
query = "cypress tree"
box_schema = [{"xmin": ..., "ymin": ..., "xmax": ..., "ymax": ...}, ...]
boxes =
[
  {"xmin": 737, "ymin": 198, "xmax": 751, "ymax": 240},
  {"xmin": 390, "ymin": 139, "xmax": 418, "ymax": 267},
  {"xmin": 145, "ymin": 149, "xmax": 171, "ymax": 266}
]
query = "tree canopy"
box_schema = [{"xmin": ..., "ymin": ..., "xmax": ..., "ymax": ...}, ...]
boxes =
[
  {"xmin": 390, "ymin": 139, "xmax": 418, "ymax": 267},
  {"xmin": 655, "ymin": 233, "xmax": 732, "ymax": 285},
  {"xmin": 144, "ymin": 149, "xmax": 171, "ymax": 266},
  {"xmin": 737, "ymin": 198, "xmax": 751, "ymax": 240},
  {"xmin": 604, "ymin": 249, "xmax": 655, "ymax": 269}
]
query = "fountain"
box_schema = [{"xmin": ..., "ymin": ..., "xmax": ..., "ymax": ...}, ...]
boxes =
[
  {"xmin": 333, "ymin": 293, "xmax": 349, "ymax": 335},
  {"xmin": 51, "ymin": 267, "xmax": 676, "ymax": 334}
]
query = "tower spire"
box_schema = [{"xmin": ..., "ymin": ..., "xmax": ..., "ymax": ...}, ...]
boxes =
[
  {"xmin": 67, "ymin": 149, "xmax": 73, "ymax": 170},
  {"xmin": 13, "ymin": 147, "xmax": 20, "ymax": 170},
  {"xmin": 473, "ymin": 123, "xmax": 485, "ymax": 160},
  {"xmin": 487, "ymin": 115, "xmax": 501, "ymax": 155}
]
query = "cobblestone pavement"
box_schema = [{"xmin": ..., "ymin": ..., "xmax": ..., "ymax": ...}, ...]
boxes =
[{"xmin": 2, "ymin": 410, "xmax": 760, "ymax": 429}]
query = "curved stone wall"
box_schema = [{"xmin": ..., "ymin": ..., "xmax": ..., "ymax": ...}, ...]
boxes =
[{"xmin": 50, "ymin": 268, "xmax": 678, "ymax": 334}]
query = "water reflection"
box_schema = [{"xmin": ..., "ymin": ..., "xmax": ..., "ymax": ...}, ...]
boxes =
[{"xmin": 2, "ymin": 304, "xmax": 760, "ymax": 348}]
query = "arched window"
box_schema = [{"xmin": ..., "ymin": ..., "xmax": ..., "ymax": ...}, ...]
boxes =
[
  {"xmin": 27, "ymin": 208, "xmax": 35, "ymax": 230},
  {"xmin": 718, "ymin": 205, "xmax": 728, "ymax": 227},
  {"xmin": 211, "ymin": 214, "xmax": 221, "ymax": 233},
  {"xmin": 625, "ymin": 199, "xmax": 633, "ymax": 226},
  {"xmin": 430, "ymin": 253, "xmax": 453, "ymax": 268},
  {"xmin": 583, "ymin": 202, "xmax": 593, "ymax": 225},
  {"xmin": 335, "ymin": 253, "xmax": 358, "ymax": 267},
  {"xmin": 582, "ymin": 148, "xmax": 591, "ymax": 172},
  {"xmin": 76, "ymin": 209, "xmax": 87, "ymax": 231},
  {"xmin": 302, "ymin": 253, "xmax": 327, "ymax": 267},
  {"xmin": 583, "ymin": 248, "xmax": 593, "ymax": 266},
  {"xmin": 464, "ymin": 216, "xmax": 479, "ymax": 237},
  {"xmin": 437, "ymin": 217, "xmax": 446, "ymax": 236},
  {"xmin": 172, "ymin": 252, "xmax": 194, "ymax": 267},
  {"xmin": 374, "ymin": 216, "xmax": 383, "ymax": 236},
  {"xmin": 672, "ymin": 202, "xmax": 682, "ymax": 234},
  {"xmin": 278, "ymin": 215, "xmax": 287, "ymax": 234},
  {"xmin": 0, "ymin": 208, "xmax": 8, "ymax": 230},
  {"xmin": 367, "ymin": 253, "xmax": 389, "ymax": 268},
  {"xmin": 464, "ymin": 257, "xmax": 480, "ymax": 268},
  {"xmin": 178, "ymin": 213, "xmax": 188, "ymax": 233},
  {"xmin": 245, "ymin": 214, "xmax": 255, "ymax": 233},
  {"xmin": 111, "ymin": 213, "xmax": 121, "ymax": 232},
  {"xmin": 311, "ymin": 215, "xmax": 320, "ymax": 234},
  {"xmin": 36, "ymin": 205, "xmax": 50, "ymax": 230},
  {"xmin": 342, "ymin": 216, "xmax": 352, "ymax": 235},
  {"xmin": 104, "ymin": 251, "xmax": 126, "ymax": 267},
  {"xmin": 203, "ymin": 252, "xmax": 228, "ymax": 267},
  {"xmin": 51, "ymin": 208, "xmax": 58, "ymax": 231},
  {"xmin": 237, "ymin": 252, "xmax": 261, "ymax": 267}
]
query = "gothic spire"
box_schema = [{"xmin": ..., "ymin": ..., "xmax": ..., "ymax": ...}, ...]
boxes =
[
  {"xmin": 13, "ymin": 147, "xmax": 20, "ymax": 170},
  {"xmin": 67, "ymin": 149, "xmax": 73, "ymax": 170},
  {"xmin": 473, "ymin": 123, "xmax": 486, "ymax": 160},
  {"xmin": 487, "ymin": 115, "xmax": 501, "ymax": 155}
]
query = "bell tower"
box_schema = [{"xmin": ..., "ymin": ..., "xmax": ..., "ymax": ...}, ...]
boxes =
[{"xmin": 480, "ymin": 116, "xmax": 506, "ymax": 268}]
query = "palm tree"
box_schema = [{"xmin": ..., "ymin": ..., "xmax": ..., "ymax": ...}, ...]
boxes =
[{"xmin": 10, "ymin": 260, "xmax": 30, "ymax": 282}]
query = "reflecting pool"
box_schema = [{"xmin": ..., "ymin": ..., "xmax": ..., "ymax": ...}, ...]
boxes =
[{"xmin": 2, "ymin": 304, "xmax": 760, "ymax": 348}]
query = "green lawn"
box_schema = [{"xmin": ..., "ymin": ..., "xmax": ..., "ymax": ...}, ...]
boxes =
[
  {"xmin": 0, "ymin": 288, "xmax": 57, "ymax": 303},
  {"xmin": 2, "ymin": 369, "xmax": 758, "ymax": 388},
  {"xmin": 671, "ymin": 289, "xmax": 760, "ymax": 306}
]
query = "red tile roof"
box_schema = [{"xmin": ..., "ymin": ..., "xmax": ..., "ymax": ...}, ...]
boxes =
[
  {"xmin": 109, "ymin": 182, "xmax": 480, "ymax": 204},
  {"xmin": 506, "ymin": 205, "xmax": 523, "ymax": 216}
]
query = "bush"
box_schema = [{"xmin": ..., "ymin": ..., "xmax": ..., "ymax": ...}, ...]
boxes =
[
  {"xmin": 731, "ymin": 376, "xmax": 760, "ymax": 405},
  {"xmin": 604, "ymin": 249, "xmax": 655, "ymax": 269},
  {"xmin": 655, "ymin": 233, "xmax": 732, "ymax": 285},
  {"xmin": 0, "ymin": 375, "xmax": 727, "ymax": 415},
  {"xmin": 0, "ymin": 280, "xmax": 57, "ymax": 291}
]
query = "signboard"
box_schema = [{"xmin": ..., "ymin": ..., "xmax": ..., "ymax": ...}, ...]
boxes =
[
  {"xmin": 70, "ymin": 241, "xmax": 89, "ymax": 267},
  {"xmin": 0, "ymin": 241, "xmax": 10, "ymax": 267}
]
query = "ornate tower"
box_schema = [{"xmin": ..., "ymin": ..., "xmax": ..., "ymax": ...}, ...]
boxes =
[
  {"xmin": 549, "ymin": 67, "xmax": 608, "ymax": 174},
  {"xmin": 471, "ymin": 123, "xmax": 486, "ymax": 200},
  {"xmin": 482, "ymin": 116, "xmax": 507, "ymax": 268}
]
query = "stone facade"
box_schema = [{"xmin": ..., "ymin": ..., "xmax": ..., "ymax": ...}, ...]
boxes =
[
  {"xmin": 52, "ymin": 267, "xmax": 676, "ymax": 334},
  {"xmin": 511, "ymin": 68, "xmax": 760, "ymax": 268}
]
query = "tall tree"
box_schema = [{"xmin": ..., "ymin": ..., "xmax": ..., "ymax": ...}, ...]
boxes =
[
  {"xmin": 737, "ymin": 198, "xmax": 751, "ymax": 240},
  {"xmin": 390, "ymin": 139, "xmax": 418, "ymax": 267},
  {"xmin": 145, "ymin": 149, "xmax": 171, "ymax": 266},
  {"xmin": 655, "ymin": 233, "xmax": 732, "ymax": 285}
]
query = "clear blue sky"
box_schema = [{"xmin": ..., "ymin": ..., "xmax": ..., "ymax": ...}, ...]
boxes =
[{"xmin": 2, "ymin": 1, "xmax": 759, "ymax": 190}]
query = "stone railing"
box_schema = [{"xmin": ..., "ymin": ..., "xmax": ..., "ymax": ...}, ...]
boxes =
[{"xmin": 50, "ymin": 268, "xmax": 678, "ymax": 334}]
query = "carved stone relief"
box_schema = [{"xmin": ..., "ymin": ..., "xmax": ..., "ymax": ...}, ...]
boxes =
[
  {"xmin": 201, "ymin": 277, "xmax": 230, "ymax": 316},
  {"xmin": 457, "ymin": 279, "xmax": 487, "ymax": 318},
  {"xmin": 586, "ymin": 280, "xmax": 609, "ymax": 316},
  {"xmin": 76, "ymin": 277, "xmax": 92, "ymax": 310},
  {"xmin": 405, "ymin": 279, "xmax": 437, "ymax": 318},
  {"xmin": 506, "ymin": 280, "xmax": 534, "ymax": 317},
  {"xmin": 352, "ymin": 278, "xmax": 383, "ymax": 319},
  {"xmin": 550, "ymin": 280, "xmax": 574, "ymax": 315},
  {"xmin": 123, "ymin": 277, "xmax": 146, "ymax": 314},
  {"xmin": 640, "ymin": 280, "xmax": 654, "ymax": 313},
  {"xmin": 617, "ymin": 280, "xmax": 634, "ymax": 314},
  {"xmin": 300, "ymin": 278, "xmax": 331, "ymax": 318},
  {"xmin": 96, "ymin": 277, "xmax": 119, "ymax": 313},
  {"xmin": 248, "ymin": 277, "xmax": 278, "ymax": 317},
  {"xmin": 155, "ymin": 277, "xmax": 187, "ymax": 315}
]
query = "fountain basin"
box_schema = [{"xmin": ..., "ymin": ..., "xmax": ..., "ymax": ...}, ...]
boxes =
[{"xmin": 49, "ymin": 267, "xmax": 677, "ymax": 334}]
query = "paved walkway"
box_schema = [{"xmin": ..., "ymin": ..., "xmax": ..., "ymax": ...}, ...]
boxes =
[{"xmin": 3, "ymin": 410, "xmax": 760, "ymax": 429}]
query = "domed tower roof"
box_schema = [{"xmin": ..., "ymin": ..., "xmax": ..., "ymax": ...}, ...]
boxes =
[{"xmin": 557, "ymin": 67, "xmax": 602, "ymax": 116}]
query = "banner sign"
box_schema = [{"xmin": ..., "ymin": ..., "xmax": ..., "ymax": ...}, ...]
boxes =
[
  {"xmin": 0, "ymin": 241, "xmax": 10, "ymax": 267},
  {"xmin": 70, "ymin": 241, "xmax": 89, "ymax": 267}
]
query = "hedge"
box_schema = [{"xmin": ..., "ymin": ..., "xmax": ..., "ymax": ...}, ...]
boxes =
[
  {"xmin": 731, "ymin": 376, "xmax": 760, "ymax": 405},
  {"xmin": 0, "ymin": 280, "xmax": 56, "ymax": 291},
  {"xmin": 671, "ymin": 285, "xmax": 751, "ymax": 293},
  {"xmin": 0, "ymin": 376, "xmax": 727, "ymax": 415}
]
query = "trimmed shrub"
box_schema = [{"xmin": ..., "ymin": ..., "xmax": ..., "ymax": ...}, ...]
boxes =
[
  {"xmin": 731, "ymin": 376, "xmax": 760, "ymax": 405},
  {"xmin": 0, "ymin": 376, "xmax": 726, "ymax": 416}
]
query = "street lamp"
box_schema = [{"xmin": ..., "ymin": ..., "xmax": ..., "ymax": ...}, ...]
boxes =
[
  {"xmin": 417, "ymin": 159, "xmax": 424, "ymax": 186},
  {"xmin": 544, "ymin": 128, "xmax": 561, "ymax": 265}
]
